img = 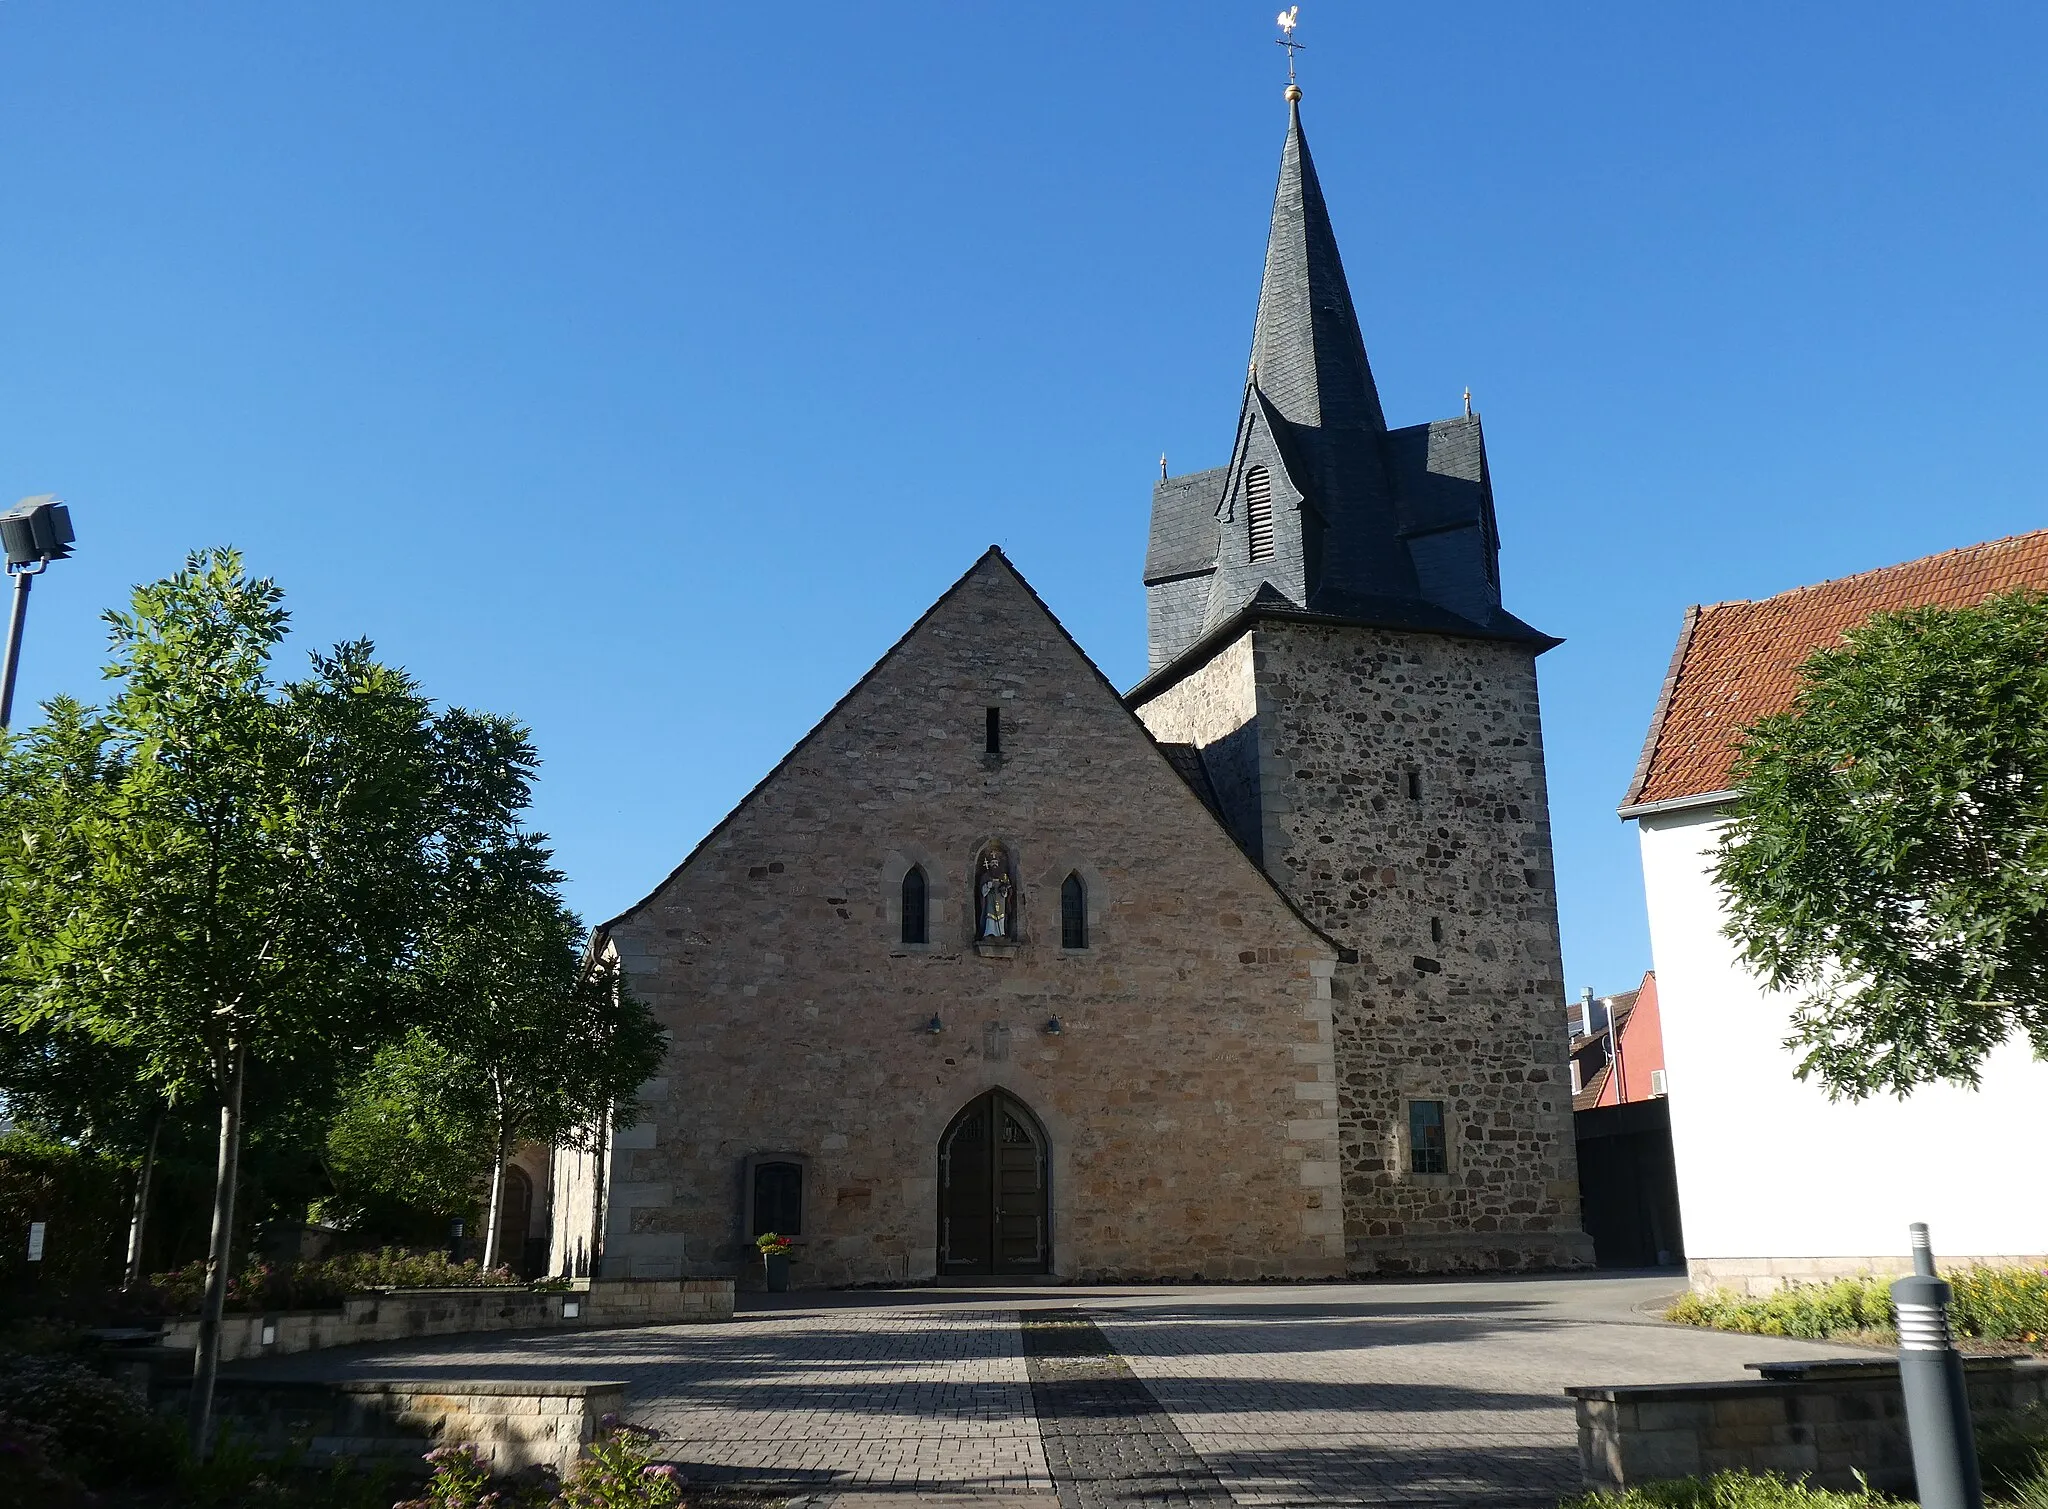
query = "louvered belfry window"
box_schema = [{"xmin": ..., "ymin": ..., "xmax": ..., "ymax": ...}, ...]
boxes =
[{"xmin": 1245, "ymin": 465, "xmax": 1274, "ymax": 562}]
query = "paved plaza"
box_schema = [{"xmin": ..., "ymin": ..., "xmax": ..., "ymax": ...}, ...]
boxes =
[{"xmin": 258, "ymin": 1275, "xmax": 1873, "ymax": 1507}]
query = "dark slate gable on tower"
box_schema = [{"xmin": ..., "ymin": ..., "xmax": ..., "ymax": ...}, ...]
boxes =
[{"xmin": 1142, "ymin": 91, "xmax": 1552, "ymax": 673}]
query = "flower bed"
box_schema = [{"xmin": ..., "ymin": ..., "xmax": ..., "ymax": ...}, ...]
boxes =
[
  {"xmin": 1667, "ymin": 1265, "xmax": 2048, "ymax": 1349},
  {"xmin": 394, "ymin": 1418, "xmax": 684, "ymax": 1509},
  {"xmin": 148, "ymin": 1247, "xmax": 522, "ymax": 1315},
  {"xmin": 1563, "ymin": 1470, "xmax": 1898, "ymax": 1509}
]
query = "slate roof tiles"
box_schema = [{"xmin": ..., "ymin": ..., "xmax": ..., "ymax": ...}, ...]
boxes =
[{"xmin": 1623, "ymin": 528, "xmax": 2048, "ymax": 811}]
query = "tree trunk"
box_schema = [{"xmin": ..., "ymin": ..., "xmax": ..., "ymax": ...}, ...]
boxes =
[
  {"xmin": 589, "ymin": 1104, "xmax": 611, "ymax": 1280},
  {"xmin": 187, "ymin": 1043, "xmax": 246, "ymax": 1460},
  {"xmin": 122, "ymin": 1106, "xmax": 165, "ymax": 1289},
  {"xmin": 480, "ymin": 1121, "xmax": 512, "ymax": 1272}
]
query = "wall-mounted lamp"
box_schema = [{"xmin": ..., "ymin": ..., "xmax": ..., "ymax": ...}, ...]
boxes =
[
  {"xmin": 924, "ymin": 1015, "xmax": 944, "ymax": 1035},
  {"xmin": 1043, "ymin": 1016, "xmax": 1063, "ymax": 1035}
]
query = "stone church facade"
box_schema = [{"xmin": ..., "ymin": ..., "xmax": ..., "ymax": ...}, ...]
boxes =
[{"xmin": 550, "ymin": 87, "xmax": 1591, "ymax": 1284}]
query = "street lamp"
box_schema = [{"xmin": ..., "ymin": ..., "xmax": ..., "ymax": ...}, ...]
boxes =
[{"xmin": 0, "ymin": 495, "xmax": 76, "ymax": 730}]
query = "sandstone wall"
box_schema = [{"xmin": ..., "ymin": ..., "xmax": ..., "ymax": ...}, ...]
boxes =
[
  {"xmin": 594, "ymin": 556, "xmax": 1343, "ymax": 1285},
  {"xmin": 1138, "ymin": 621, "xmax": 1591, "ymax": 1272},
  {"xmin": 156, "ymin": 1280, "xmax": 735, "ymax": 1362}
]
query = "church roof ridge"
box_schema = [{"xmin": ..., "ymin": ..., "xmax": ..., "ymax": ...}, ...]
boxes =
[{"xmin": 596, "ymin": 548, "xmax": 1014, "ymax": 936}]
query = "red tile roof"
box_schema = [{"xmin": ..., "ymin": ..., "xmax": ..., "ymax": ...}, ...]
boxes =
[{"xmin": 1623, "ymin": 530, "xmax": 2048, "ymax": 810}]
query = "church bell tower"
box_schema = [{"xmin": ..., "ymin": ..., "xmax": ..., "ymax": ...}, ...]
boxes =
[{"xmin": 1131, "ymin": 77, "xmax": 1593, "ymax": 1273}]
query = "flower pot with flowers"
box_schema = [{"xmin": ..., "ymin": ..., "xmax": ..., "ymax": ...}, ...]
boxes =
[{"xmin": 756, "ymin": 1232, "xmax": 793, "ymax": 1292}]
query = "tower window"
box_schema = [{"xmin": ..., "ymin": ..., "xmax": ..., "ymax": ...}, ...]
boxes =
[
  {"xmin": 1060, "ymin": 873, "xmax": 1087, "ymax": 949},
  {"xmin": 985, "ymin": 707, "xmax": 1001, "ymax": 754},
  {"xmin": 901, "ymin": 866, "xmax": 927, "ymax": 946},
  {"xmin": 1408, "ymin": 1100, "xmax": 1448, "ymax": 1176},
  {"xmin": 1406, "ymin": 770, "xmax": 1422, "ymax": 800},
  {"xmin": 1430, "ymin": 917, "xmax": 1443, "ymax": 945},
  {"xmin": 1245, "ymin": 465, "xmax": 1274, "ymax": 562}
]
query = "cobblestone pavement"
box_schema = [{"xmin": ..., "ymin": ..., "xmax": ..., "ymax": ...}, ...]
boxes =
[{"xmin": 256, "ymin": 1276, "xmax": 1872, "ymax": 1506}]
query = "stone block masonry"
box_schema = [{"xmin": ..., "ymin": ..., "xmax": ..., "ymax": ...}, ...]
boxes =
[
  {"xmin": 1137, "ymin": 619, "xmax": 1592, "ymax": 1273},
  {"xmin": 1689, "ymin": 1254, "xmax": 2048, "ymax": 1297},
  {"xmin": 586, "ymin": 554, "xmax": 1345, "ymax": 1285},
  {"xmin": 151, "ymin": 1376, "xmax": 626, "ymax": 1477},
  {"xmin": 158, "ymin": 1278, "xmax": 734, "ymax": 1362},
  {"xmin": 1571, "ymin": 1358, "xmax": 2048, "ymax": 1494}
]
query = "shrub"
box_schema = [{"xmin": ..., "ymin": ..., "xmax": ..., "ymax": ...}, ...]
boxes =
[
  {"xmin": 395, "ymin": 1421, "xmax": 684, "ymax": 1509},
  {"xmin": 557, "ymin": 1416, "xmax": 685, "ymax": 1509},
  {"xmin": 147, "ymin": 1246, "xmax": 523, "ymax": 1315},
  {"xmin": 0, "ymin": 1349, "xmax": 177, "ymax": 1487},
  {"xmin": 0, "ymin": 1409, "xmax": 89, "ymax": 1508},
  {"xmin": 1666, "ymin": 1279, "xmax": 1893, "ymax": 1340},
  {"xmin": 1952, "ymin": 1268, "xmax": 2048, "ymax": 1345},
  {"xmin": 173, "ymin": 1433, "xmax": 401, "ymax": 1509},
  {"xmin": 1980, "ymin": 1403, "xmax": 2048, "ymax": 1507},
  {"xmin": 1667, "ymin": 1266, "xmax": 2048, "ymax": 1345},
  {"xmin": 0, "ymin": 1131, "xmax": 128, "ymax": 1295},
  {"xmin": 1561, "ymin": 1470, "xmax": 1897, "ymax": 1509}
]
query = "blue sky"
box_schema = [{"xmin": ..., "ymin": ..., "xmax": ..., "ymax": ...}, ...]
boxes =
[{"xmin": 2, "ymin": 3, "xmax": 2044, "ymax": 997}]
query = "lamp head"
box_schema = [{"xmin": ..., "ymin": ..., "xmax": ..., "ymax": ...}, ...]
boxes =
[{"xmin": 0, "ymin": 496, "xmax": 75, "ymax": 567}]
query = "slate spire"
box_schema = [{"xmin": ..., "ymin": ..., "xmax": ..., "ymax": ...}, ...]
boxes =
[
  {"xmin": 1249, "ymin": 89, "xmax": 1387, "ymax": 434},
  {"xmin": 1138, "ymin": 80, "xmax": 1550, "ymax": 680}
]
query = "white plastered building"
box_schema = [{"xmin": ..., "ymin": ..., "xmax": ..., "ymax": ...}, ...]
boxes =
[{"xmin": 1620, "ymin": 533, "xmax": 2048, "ymax": 1294}]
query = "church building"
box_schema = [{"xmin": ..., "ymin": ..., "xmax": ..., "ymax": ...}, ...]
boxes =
[{"xmin": 550, "ymin": 84, "xmax": 1591, "ymax": 1284}]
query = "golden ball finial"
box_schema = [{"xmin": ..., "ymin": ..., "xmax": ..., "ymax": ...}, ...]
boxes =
[{"xmin": 1285, "ymin": 82, "xmax": 1302, "ymax": 102}]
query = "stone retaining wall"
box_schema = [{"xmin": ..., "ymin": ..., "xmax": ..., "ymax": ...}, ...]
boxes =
[
  {"xmin": 159, "ymin": 1277, "xmax": 733, "ymax": 1362},
  {"xmin": 1689, "ymin": 1255, "xmax": 2048, "ymax": 1297},
  {"xmin": 159, "ymin": 1376, "xmax": 626, "ymax": 1476},
  {"xmin": 1570, "ymin": 1357, "xmax": 2048, "ymax": 1493}
]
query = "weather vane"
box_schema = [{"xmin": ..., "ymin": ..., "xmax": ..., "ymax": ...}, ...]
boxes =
[{"xmin": 1275, "ymin": 7, "xmax": 1306, "ymax": 91}]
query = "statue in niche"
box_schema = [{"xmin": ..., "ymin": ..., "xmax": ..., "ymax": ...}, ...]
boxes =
[{"xmin": 976, "ymin": 844, "xmax": 1013, "ymax": 940}]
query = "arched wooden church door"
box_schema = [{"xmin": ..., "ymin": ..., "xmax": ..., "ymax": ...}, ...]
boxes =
[{"xmin": 938, "ymin": 1090, "xmax": 1049, "ymax": 1276}]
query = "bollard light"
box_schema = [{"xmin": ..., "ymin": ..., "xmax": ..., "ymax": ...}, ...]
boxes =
[{"xmin": 1892, "ymin": 1226, "xmax": 1985, "ymax": 1509}]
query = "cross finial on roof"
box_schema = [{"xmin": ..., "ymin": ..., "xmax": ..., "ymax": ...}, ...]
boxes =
[
  {"xmin": 1276, "ymin": 6, "xmax": 1305, "ymax": 99},
  {"xmin": 1464, "ymin": 386, "xmax": 1473, "ymax": 417},
  {"xmin": 1160, "ymin": 453, "xmax": 1169, "ymax": 480}
]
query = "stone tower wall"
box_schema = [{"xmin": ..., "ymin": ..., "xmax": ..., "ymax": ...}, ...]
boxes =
[{"xmin": 1136, "ymin": 620, "xmax": 1591, "ymax": 1273}]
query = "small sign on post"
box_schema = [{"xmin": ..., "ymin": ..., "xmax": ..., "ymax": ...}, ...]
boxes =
[{"xmin": 26, "ymin": 1222, "xmax": 46, "ymax": 1262}]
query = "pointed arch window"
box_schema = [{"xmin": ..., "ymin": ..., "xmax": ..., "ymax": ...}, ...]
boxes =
[
  {"xmin": 1245, "ymin": 465, "xmax": 1274, "ymax": 562},
  {"xmin": 901, "ymin": 866, "xmax": 928, "ymax": 946},
  {"xmin": 1060, "ymin": 872, "xmax": 1087, "ymax": 950}
]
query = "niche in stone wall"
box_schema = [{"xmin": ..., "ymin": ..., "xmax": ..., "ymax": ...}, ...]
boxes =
[{"xmin": 972, "ymin": 840, "xmax": 1018, "ymax": 950}]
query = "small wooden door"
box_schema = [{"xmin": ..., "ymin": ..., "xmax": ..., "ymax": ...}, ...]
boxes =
[{"xmin": 939, "ymin": 1090, "xmax": 1048, "ymax": 1276}]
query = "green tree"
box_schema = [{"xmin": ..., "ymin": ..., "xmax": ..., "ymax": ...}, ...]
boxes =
[
  {"xmin": 1715, "ymin": 587, "xmax": 2048, "ymax": 1098},
  {"xmin": 324, "ymin": 1026, "xmax": 494, "ymax": 1236},
  {"xmin": 0, "ymin": 549, "xmax": 534, "ymax": 1453},
  {"xmin": 411, "ymin": 841, "xmax": 665, "ymax": 1271},
  {"xmin": 0, "ymin": 1018, "xmax": 178, "ymax": 1284}
]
